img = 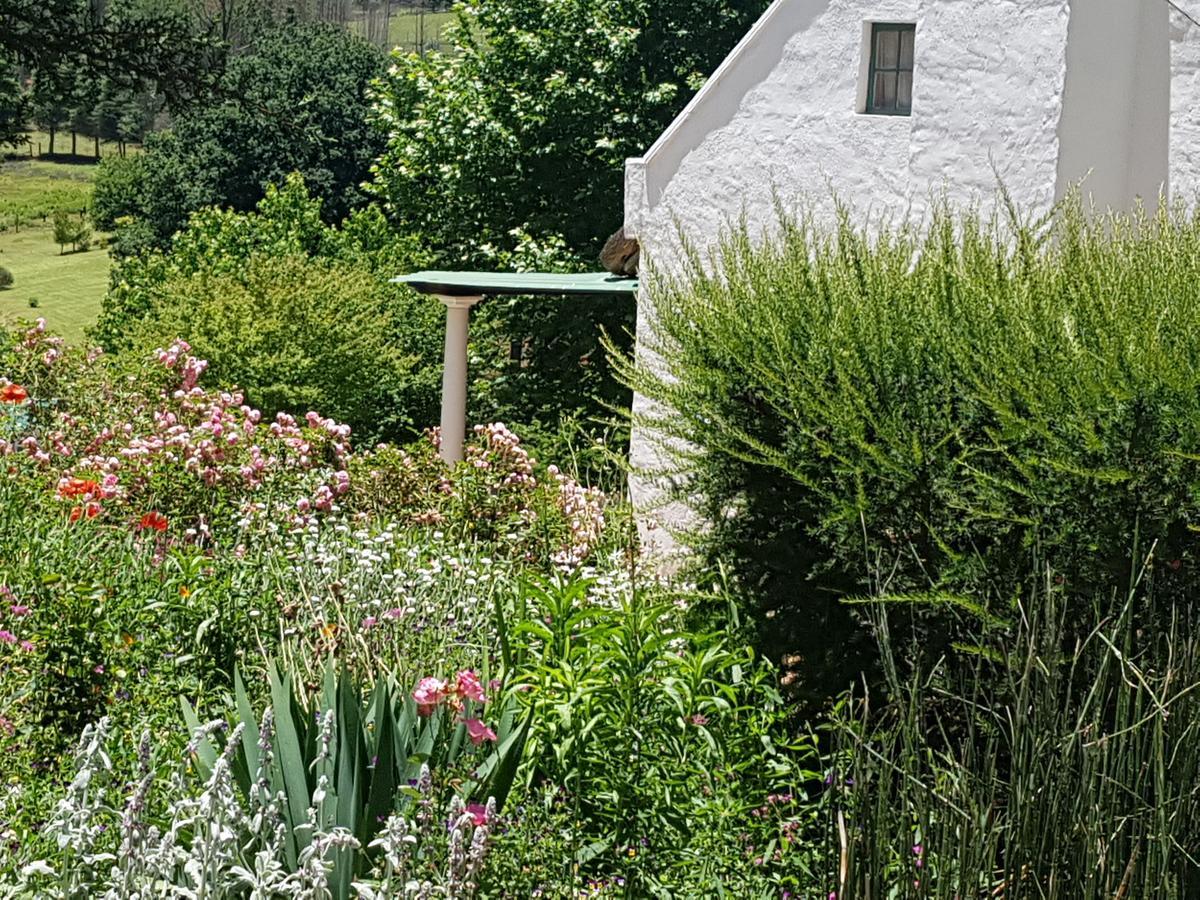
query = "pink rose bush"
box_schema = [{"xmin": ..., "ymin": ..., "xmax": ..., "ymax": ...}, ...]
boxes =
[
  {"xmin": 413, "ymin": 670, "xmax": 498, "ymax": 744},
  {"xmin": 1, "ymin": 325, "xmax": 353, "ymax": 536},
  {"xmin": 348, "ymin": 422, "xmax": 606, "ymax": 568},
  {"xmin": 3, "ymin": 320, "xmax": 607, "ymax": 567}
]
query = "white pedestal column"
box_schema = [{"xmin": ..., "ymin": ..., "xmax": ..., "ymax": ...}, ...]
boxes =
[{"xmin": 436, "ymin": 294, "xmax": 483, "ymax": 464}]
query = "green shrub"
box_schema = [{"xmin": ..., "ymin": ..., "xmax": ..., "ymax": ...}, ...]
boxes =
[
  {"xmin": 123, "ymin": 254, "xmax": 440, "ymax": 442},
  {"xmin": 502, "ymin": 574, "xmax": 814, "ymax": 896},
  {"xmin": 617, "ymin": 201, "xmax": 1200, "ymax": 701},
  {"xmin": 92, "ymin": 154, "xmax": 148, "ymax": 232},
  {"xmin": 0, "ymin": 265, "xmax": 11, "ymax": 289}
]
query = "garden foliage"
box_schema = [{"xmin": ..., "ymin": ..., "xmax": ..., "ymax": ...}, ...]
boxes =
[
  {"xmin": 96, "ymin": 21, "xmax": 384, "ymax": 248},
  {"xmin": 822, "ymin": 562, "xmax": 1200, "ymax": 898},
  {"xmin": 95, "ymin": 176, "xmax": 441, "ymax": 443},
  {"xmin": 368, "ymin": 0, "xmax": 770, "ymax": 440},
  {"xmin": 618, "ymin": 201, "xmax": 1200, "ymax": 699},
  {"xmin": 0, "ymin": 319, "xmax": 803, "ymax": 896}
]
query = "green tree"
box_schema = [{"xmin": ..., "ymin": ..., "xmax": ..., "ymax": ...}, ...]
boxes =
[
  {"xmin": 94, "ymin": 176, "xmax": 440, "ymax": 440},
  {"xmin": 0, "ymin": 0, "xmax": 222, "ymax": 109},
  {"xmin": 92, "ymin": 154, "xmax": 148, "ymax": 231},
  {"xmin": 107, "ymin": 22, "xmax": 386, "ymax": 248},
  {"xmin": 367, "ymin": 0, "xmax": 769, "ymax": 434},
  {"xmin": 51, "ymin": 209, "xmax": 74, "ymax": 253},
  {"xmin": 29, "ymin": 67, "xmax": 71, "ymax": 155},
  {"xmin": 0, "ymin": 49, "xmax": 26, "ymax": 151},
  {"xmin": 51, "ymin": 209, "xmax": 89, "ymax": 253},
  {"xmin": 369, "ymin": 0, "xmax": 770, "ymax": 262}
]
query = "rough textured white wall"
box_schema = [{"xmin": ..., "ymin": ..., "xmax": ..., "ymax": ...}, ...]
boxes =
[
  {"xmin": 908, "ymin": 0, "xmax": 1068, "ymax": 212},
  {"xmin": 1058, "ymin": 0, "xmax": 1168, "ymax": 208},
  {"xmin": 626, "ymin": 0, "xmax": 918, "ymax": 550},
  {"xmin": 1171, "ymin": 7, "xmax": 1200, "ymax": 201}
]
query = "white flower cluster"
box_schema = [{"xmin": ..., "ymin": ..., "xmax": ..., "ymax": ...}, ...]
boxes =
[{"xmin": 9, "ymin": 718, "xmax": 495, "ymax": 900}]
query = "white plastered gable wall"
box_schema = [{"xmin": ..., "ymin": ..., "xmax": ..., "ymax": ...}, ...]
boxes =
[{"xmin": 624, "ymin": 0, "xmax": 1192, "ymax": 558}]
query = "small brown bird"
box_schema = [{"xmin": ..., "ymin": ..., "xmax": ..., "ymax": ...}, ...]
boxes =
[{"xmin": 600, "ymin": 227, "xmax": 640, "ymax": 277}]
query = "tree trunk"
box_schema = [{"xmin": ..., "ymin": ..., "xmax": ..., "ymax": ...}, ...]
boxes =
[
  {"xmin": 94, "ymin": 134, "xmax": 100, "ymax": 159},
  {"xmin": 47, "ymin": 128, "xmax": 55, "ymax": 155},
  {"xmin": 71, "ymin": 130, "xmax": 77, "ymax": 157}
]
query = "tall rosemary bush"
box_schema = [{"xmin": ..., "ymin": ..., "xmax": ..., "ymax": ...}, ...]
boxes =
[{"xmin": 617, "ymin": 201, "xmax": 1200, "ymax": 699}]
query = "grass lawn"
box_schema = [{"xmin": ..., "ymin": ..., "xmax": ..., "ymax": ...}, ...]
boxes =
[
  {"xmin": 0, "ymin": 159, "xmax": 95, "ymax": 227},
  {"xmin": 0, "ymin": 227, "xmax": 109, "ymax": 341},
  {"xmin": 5, "ymin": 130, "xmax": 138, "ymax": 161},
  {"xmin": 351, "ymin": 10, "xmax": 455, "ymax": 52},
  {"xmin": 389, "ymin": 9, "xmax": 455, "ymax": 49},
  {"xmin": 0, "ymin": 148, "xmax": 111, "ymax": 340}
]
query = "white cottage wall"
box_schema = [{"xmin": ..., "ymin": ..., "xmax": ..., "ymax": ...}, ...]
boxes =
[
  {"xmin": 1058, "ymin": 0, "xmax": 1168, "ymax": 208},
  {"xmin": 1171, "ymin": 8, "xmax": 1200, "ymax": 200},
  {"xmin": 624, "ymin": 0, "xmax": 1192, "ymax": 551},
  {"xmin": 908, "ymin": 0, "xmax": 1069, "ymax": 213}
]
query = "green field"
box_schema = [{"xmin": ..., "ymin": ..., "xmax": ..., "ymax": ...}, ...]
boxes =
[
  {"xmin": 0, "ymin": 154, "xmax": 109, "ymax": 340},
  {"xmin": 5, "ymin": 129, "xmax": 138, "ymax": 161},
  {"xmin": 0, "ymin": 227, "xmax": 109, "ymax": 341},
  {"xmin": 350, "ymin": 9, "xmax": 455, "ymax": 53},
  {"xmin": 390, "ymin": 9, "xmax": 455, "ymax": 50}
]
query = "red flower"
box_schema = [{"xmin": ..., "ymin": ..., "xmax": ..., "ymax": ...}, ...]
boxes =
[
  {"xmin": 138, "ymin": 511, "xmax": 169, "ymax": 533},
  {"xmin": 0, "ymin": 384, "xmax": 27, "ymax": 404},
  {"xmin": 69, "ymin": 503, "xmax": 101, "ymax": 522},
  {"xmin": 59, "ymin": 478, "xmax": 100, "ymax": 500}
]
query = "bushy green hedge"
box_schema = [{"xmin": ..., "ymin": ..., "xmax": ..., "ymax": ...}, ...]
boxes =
[
  {"xmin": 124, "ymin": 255, "xmax": 442, "ymax": 442},
  {"xmin": 95, "ymin": 176, "xmax": 442, "ymax": 443},
  {"xmin": 619, "ymin": 202, "xmax": 1200, "ymax": 699}
]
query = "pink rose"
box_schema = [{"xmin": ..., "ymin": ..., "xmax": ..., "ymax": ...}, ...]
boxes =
[
  {"xmin": 412, "ymin": 677, "xmax": 447, "ymax": 716},
  {"xmin": 463, "ymin": 718, "xmax": 498, "ymax": 745},
  {"xmin": 455, "ymin": 669, "xmax": 487, "ymax": 704}
]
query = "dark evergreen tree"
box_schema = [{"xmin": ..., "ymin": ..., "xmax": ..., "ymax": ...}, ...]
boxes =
[{"xmin": 97, "ymin": 22, "xmax": 385, "ymax": 247}]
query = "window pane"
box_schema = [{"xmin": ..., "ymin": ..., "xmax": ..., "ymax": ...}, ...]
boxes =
[
  {"xmin": 874, "ymin": 71, "xmax": 896, "ymax": 110},
  {"xmin": 899, "ymin": 28, "xmax": 914, "ymax": 69},
  {"xmin": 897, "ymin": 71, "xmax": 913, "ymax": 110},
  {"xmin": 876, "ymin": 29, "xmax": 899, "ymax": 68}
]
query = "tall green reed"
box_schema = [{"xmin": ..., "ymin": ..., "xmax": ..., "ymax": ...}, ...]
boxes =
[{"xmin": 824, "ymin": 551, "xmax": 1200, "ymax": 898}]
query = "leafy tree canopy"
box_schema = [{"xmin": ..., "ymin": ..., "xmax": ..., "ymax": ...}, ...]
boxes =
[
  {"xmin": 0, "ymin": 0, "xmax": 223, "ymax": 107},
  {"xmin": 100, "ymin": 21, "xmax": 387, "ymax": 248},
  {"xmin": 369, "ymin": 0, "xmax": 771, "ymax": 265},
  {"xmin": 0, "ymin": 52, "xmax": 24, "ymax": 149}
]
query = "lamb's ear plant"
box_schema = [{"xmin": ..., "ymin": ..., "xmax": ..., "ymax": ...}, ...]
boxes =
[{"xmin": 183, "ymin": 660, "xmax": 528, "ymax": 899}]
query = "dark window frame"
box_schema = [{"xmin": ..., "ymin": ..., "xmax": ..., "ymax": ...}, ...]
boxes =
[{"xmin": 865, "ymin": 22, "xmax": 915, "ymax": 116}]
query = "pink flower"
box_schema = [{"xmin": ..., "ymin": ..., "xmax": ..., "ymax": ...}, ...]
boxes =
[
  {"xmin": 463, "ymin": 718, "xmax": 497, "ymax": 745},
  {"xmin": 9, "ymin": 605, "xmax": 29, "ymax": 617},
  {"xmin": 456, "ymin": 670, "xmax": 487, "ymax": 704},
  {"xmin": 0, "ymin": 631, "xmax": 14, "ymax": 644},
  {"xmin": 361, "ymin": 616, "xmax": 378, "ymax": 630},
  {"xmin": 19, "ymin": 641, "xmax": 33, "ymax": 652},
  {"xmin": 689, "ymin": 713, "xmax": 709, "ymax": 726},
  {"xmin": 413, "ymin": 677, "xmax": 447, "ymax": 716},
  {"xmin": 465, "ymin": 802, "xmax": 489, "ymax": 826}
]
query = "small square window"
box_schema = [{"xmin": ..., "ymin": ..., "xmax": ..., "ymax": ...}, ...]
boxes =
[{"xmin": 866, "ymin": 23, "xmax": 914, "ymax": 115}]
